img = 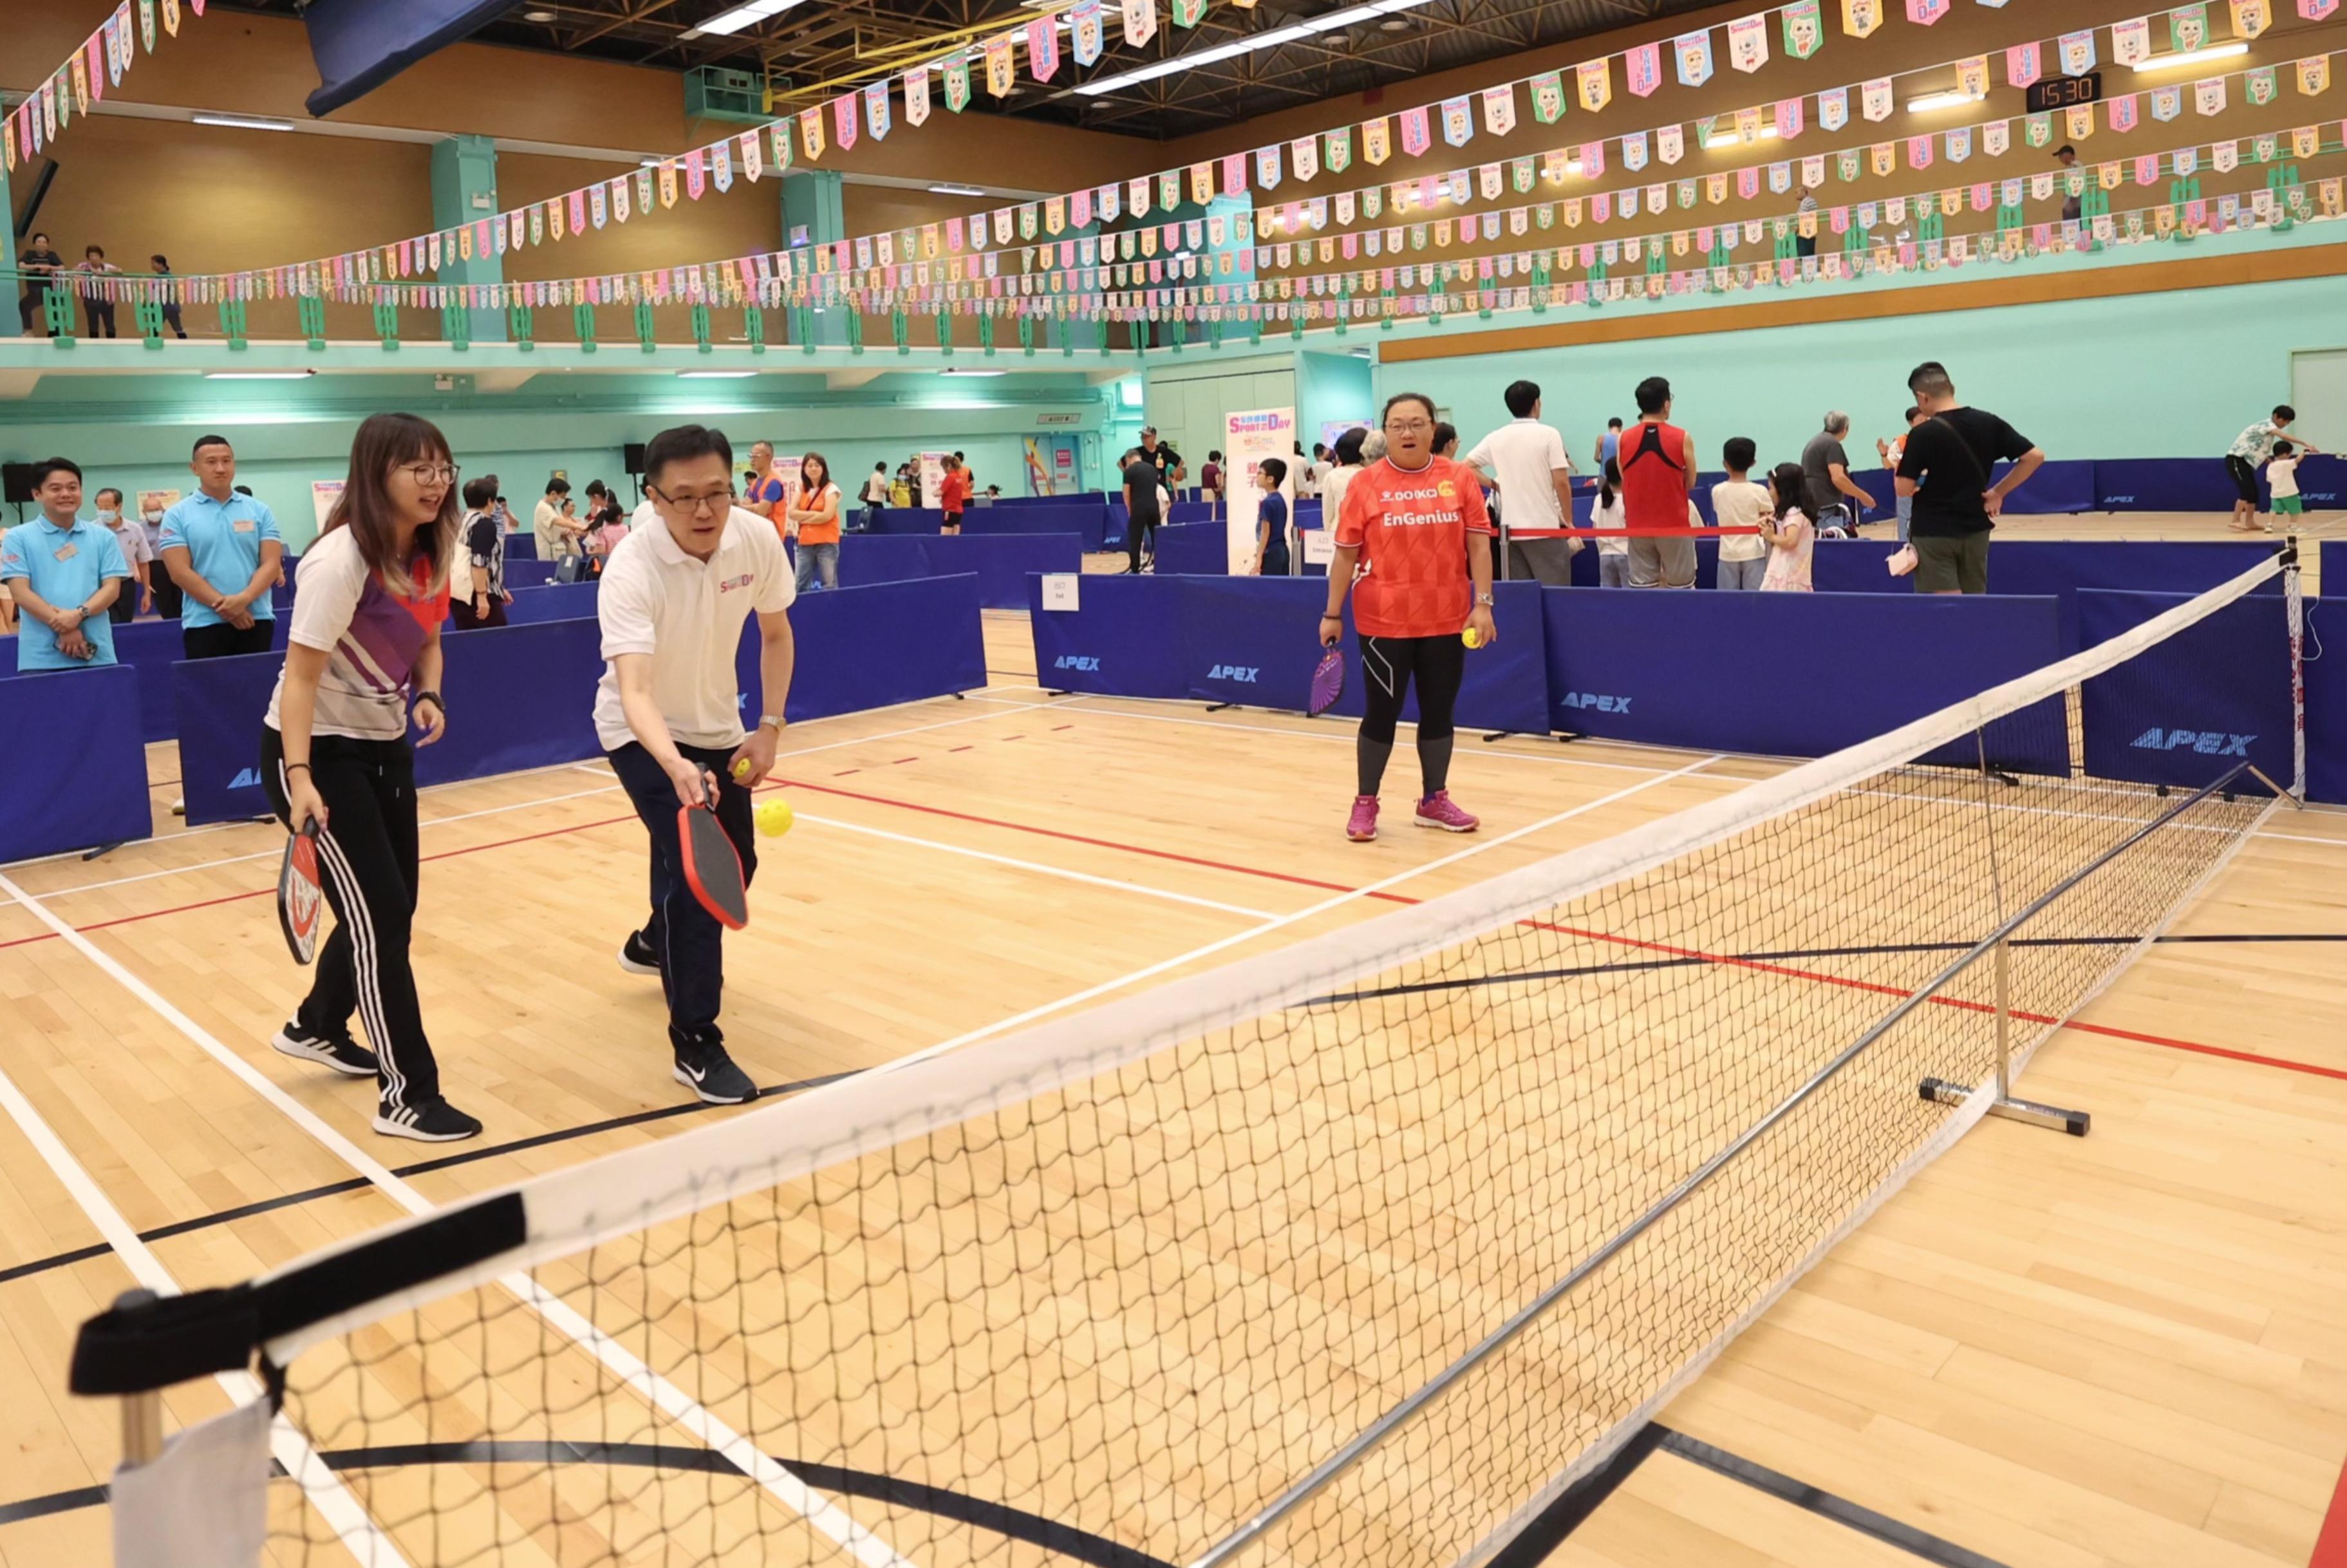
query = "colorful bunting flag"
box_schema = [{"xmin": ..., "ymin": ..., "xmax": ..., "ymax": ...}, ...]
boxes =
[
  {"xmin": 1626, "ymin": 42, "xmax": 1662, "ymax": 97},
  {"xmin": 1122, "ymin": 0, "xmax": 1155, "ymax": 48},
  {"xmin": 1782, "ymin": 0, "xmax": 1823, "ymax": 57},
  {"xmin": 1027, "ymin": 17, "xmax": 1059, "ymax": 79},
  {"xmin": 1819, "ymin": 86, "xmax": 1848, "ymax": 130},
  {"xmin": 1575, "ymin": 59, "xmax": 1611, "ymax": 111},
  {"xmin": 1675, "ymin": 32, "xmax": 1714, "ymax": 87},
  {"xmin": 799, "ymin": 105, "xmax": 825, "ymax": 160},
  {"xmin": 1726, "ymin": 13, "xmax": 1768, "ymax": 72},
  {"xmin": 1862, "ymin": 77, "xmax": 1893, "ymax": 121},
  {"xmin": 1906, "ymin": 0, "xmax": 1949, "ymax": 21},
  {"xmin": 1531, "ymin": 71, "xmax": 1567, "ymax": 123},
  {"xmin": 2169, "ymin": 3, "xmax": 2210, "ymax": 51},
  {"xmin": 1072, "ymin": 0, "xmax": 1103, "ymax": 64},
  {"xmin": 984, "ymin": 36, "xmax": 1014, "ymax": 96},
  {"xmin": 944, "ymin": 54, "xmax": 970, "ymax": 112},
  {"xmin": 1482, "ymin": 82, "xmax": 1516, "ymax": 135},
  {"xmin": 1840, "ymin": 0, "xmax": 1881, "ymax": 36},
  {"xmin": 904, "ymin": 67, "xmax": 929, "ymax": 125}
]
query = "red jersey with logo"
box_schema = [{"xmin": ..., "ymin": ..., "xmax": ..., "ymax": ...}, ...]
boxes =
[
  {"xmin": 1618, "ymin": 420, "xmax": 1694, "ymax": 532},
  {"xmin": 1332, "ymin": 454, "xmax": 1495, "ymax": 639},
  {"xmin": 939, "ymin": 470, "xmax": 970, "ymax": 514}
]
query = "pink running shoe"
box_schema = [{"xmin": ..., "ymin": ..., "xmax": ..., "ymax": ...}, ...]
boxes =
[
  {"xmin": 1345, "ymin": 795, "xmax": 1380, "ymax": 842},
  {"xmin": 1413, "ymin": 790, "xmax": 1479, "ymax": 833}
]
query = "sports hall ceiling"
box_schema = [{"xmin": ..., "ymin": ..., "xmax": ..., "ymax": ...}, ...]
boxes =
[{"xmin": 220, "ymin": 0, "xmax": 1725, "ymax": 136}]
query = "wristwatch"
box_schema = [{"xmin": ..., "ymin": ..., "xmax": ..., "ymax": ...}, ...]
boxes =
[
  {"xmin": 757, "ymin": 713, "xmax": 785, "ymax": 732},
  {"xmin": 1473, "ymin": 592, "xmax": 1495, "ymax": 606}
]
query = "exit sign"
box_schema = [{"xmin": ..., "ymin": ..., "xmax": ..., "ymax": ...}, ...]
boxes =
[{"xmin": 1036, "ymin": 413, "xmax": 1080, "ymax": 425}]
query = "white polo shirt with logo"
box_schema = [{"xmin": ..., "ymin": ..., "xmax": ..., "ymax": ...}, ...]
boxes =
[{"xmin": 593, "ymin": 504, "xmax": 794, "ymax": 754}]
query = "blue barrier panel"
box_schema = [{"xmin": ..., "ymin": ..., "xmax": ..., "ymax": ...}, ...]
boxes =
[
  {"xmin": 2327, "ymin": 539, "xmax": 2347, "ymax": 595},
  {"xmin": 978, "ymin": 503, "xmax": 1110, "ymax": 546},
  {"xmin": 807, "ymin": 533, "xmax": 1085, "ymax": 610},
  {"xmin": 501, "ymin": 582, "xmax": 602, "ymax": 625},
  {"xmin": 2091, "ymin": 458, "xmax": 2245, "ymax": 513},
  {"xmin": 738, "ymin": 574, "xmax": 986, "ymax": 723},
  {"xmin": 505, "ymin": 557, "xmax": 559, "ymax": 590},
  {"xmin": 1025, "ymin": 574, "xmax": 1548, "ymax": 734},
  {"xmin": 2077, "ymin": 589, "xmax": 2296, "ymax": 795},
  {"xmin": 1186, "ymin": 578, "xmax": 1549, "ymax": 736},
  {"xmin": 0, "ymin": 666, "xmax": 153, "ymax": 861},
  {"xmin": 416, "ymin": 618, "xmax": 607, "ymax": 787},
  {"xmin": 173, "ymin": 651, "xmax": 286, "ymax": 824},
  {"xmin": 1541, "ymin": 587, "xmax": 2065, "ymax": 761},
  {"xmin": 1029, "ymin": 573, "xmax": 1190, "ymax": 696},
  {"xmin": 0, "ymin": 615, "xmax": 287, "ymax": 743},
  {"xmin": 1152, "ymin": 523, "xmax": 1231, "ymax": 576},
  {"xmin": 1166, "ymin": 501, "xmax": 1218, "ymax": 525},
  {"xmin": 1991, "ymin": 458, "xmax": 2097, "ymax": 516}
]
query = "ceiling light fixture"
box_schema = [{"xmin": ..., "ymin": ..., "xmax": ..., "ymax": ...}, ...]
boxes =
[
  {"xmin": 939, "ymin": 368, "xmax": 1007, "ymax": 377},
  {"xmin": 1903, "ymin": 88, "xmax": 1985, "ymax": 113},
  {"xmin": 682, "ymin": 0, "xmax": 810, "ymax": 41},
  {"xmin": 191, "ymin": 113, "xmax": 294, "ymax": 132},
  {"xmin": 521, "ymin": 8, "xmax": 557, "ymax": 19},
  {"xmin": 1076, "ymin": 0, "xmax": 1431, "ymax": 95},
  {"xmin": 640, "ymin": 154, "xmax": 666, "ymax": 166},
  {"xmin": 678, "ymin": 369, "xmax": 759, "ymax": 378},
  {"xmin": 927, "ymin": 182, "xmax": 987, "ymax": 196},
  {"xmin": 204, "ymin": 369, "xmax": 315, "ymax": 380},
  {"xmin": 2129, "ymin": 41, "xmax": 2249, "ymax": 73},
  {"xmin": 1703, "ymin": 123, "xmax": 1781, "ymax": 149}
]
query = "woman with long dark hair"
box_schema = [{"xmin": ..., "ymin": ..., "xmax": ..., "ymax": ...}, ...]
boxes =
[
  {"xmin": 261, "ymin": 413, "xmax": 481, "ymax": 1142},
  {"xmin": 786, "ymin": 451, "xmax": 842, "ymax": 592}
]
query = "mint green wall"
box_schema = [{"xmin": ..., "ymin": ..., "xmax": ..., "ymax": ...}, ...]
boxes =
[
  {"xmin": 1373, "ymin": 222, "xmax": 2347, "ymax": 472},
  {"xmin": 0, "ymin": 369, "xmax": 1114, "ymax": 548},
  {"xmin": 1144, "ymin": 352, "xmax": 1296, "ymax": 472},
  {"xmin": 1295, "ymin": 350, "xmax": 1374, "ymax": 456}
]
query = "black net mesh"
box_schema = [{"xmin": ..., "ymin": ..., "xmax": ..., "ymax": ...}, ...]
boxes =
[{"xmin": 242, "ymin": 660, "xmax": 2275, "ymax": 1568}]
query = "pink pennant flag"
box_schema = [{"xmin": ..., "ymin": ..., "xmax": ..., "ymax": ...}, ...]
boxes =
[
  {"xmin": 1027, "ymin": 17, "xmax": 1059, "ymax": 80},
  {"xmin": 2005, "ymin": 42, "xmax": 2041, "ymax": 89},
  {"xmin": 2301, "ymin": 0, "xmax": 2337, "ymax": 15},
  {"xmin": 1626, "ymin": 42, "xmax": 1663, "ymax": 97},
  {"xmin": 86, "ymin": 37, "xmax": 105, "ymax": 101},
  {"xmin": 834, "ymin": 93, "xmax": 857, "ymax": 151},
  {"xmin": 1400, "ymin": 106, "xmax": 1430, "ymax": 156},
  {"xmin": 1223, "ymin": 152, "xmax": 1248, "ymax": 195}
]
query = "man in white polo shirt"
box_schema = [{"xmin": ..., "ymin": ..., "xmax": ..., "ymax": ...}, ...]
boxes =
[
  {"xmin": 1465, "ymin": 379, "xmax": 1578, "ymax": 586},
  {"xmin": 596, "ymin": 424, "xmax": 797, "ymax": 1106}
]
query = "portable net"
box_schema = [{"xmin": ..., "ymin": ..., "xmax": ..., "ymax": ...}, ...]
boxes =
[{"xmin": 73, "ymin": 552, "xmax": 2301, "ymax": 1568}]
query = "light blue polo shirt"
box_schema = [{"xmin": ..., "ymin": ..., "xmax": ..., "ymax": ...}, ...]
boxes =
[
  {"xmin": 0, "ymin": 516, "xmax": 131, "ymax": 671},
  {"xmin": 158, "ymin": 489, "xmax": 282, "ymax": 630}
]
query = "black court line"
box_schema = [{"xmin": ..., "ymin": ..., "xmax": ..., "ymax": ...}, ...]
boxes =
[
  {"xmin": 0, "ymin": 1441, "xmax": 1174, "ymax": 1567},
  {"xmin": 1493, "ymin": 1423, "xmax": 2011, "ymax": 1568},
  {"xmin": 0, "ymin": 1072, "xmax": 857, "ymax": 1290},
  {"xmin": 1313, "ymin": 932, "xmax": 2347, "ymax": 1007}
]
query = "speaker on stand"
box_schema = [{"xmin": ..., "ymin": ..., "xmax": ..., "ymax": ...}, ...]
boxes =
[{"xmin": 622, "ymin": 442, "xmax": 647, "ymax": 504}]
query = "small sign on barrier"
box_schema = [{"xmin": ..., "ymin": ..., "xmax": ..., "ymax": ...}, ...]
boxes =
[{"xmin": 1040, "ymin": 572, "xmax": 1081, "ymax": 611}]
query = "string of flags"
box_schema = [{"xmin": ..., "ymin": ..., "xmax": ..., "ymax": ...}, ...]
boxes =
[
  {"xmin": 110, "ymin": 2, "xmax": 2328, "ymax": 305},
  {"xmin": 3, "ymin": 0, "xmax": 203, "ymax": 173},
  {"xmin": 71, "ymin": 130, "xmax": 2339, "ymax": 335}
]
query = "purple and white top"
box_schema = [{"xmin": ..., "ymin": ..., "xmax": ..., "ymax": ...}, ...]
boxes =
[{"xmin": 264, "ymin": 525, "xmax": 447, "ymax": 742}]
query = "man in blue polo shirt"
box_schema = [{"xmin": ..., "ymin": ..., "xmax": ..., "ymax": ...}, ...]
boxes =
[
  {"xmin": 159, "ymin": 433, "xmax": 283, "ymax": 660},
  {"xmin": 0, "ymin": 458, "xmax": 129, "ymax": 671}
]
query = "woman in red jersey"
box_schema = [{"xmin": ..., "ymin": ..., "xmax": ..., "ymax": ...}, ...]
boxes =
[{"xmin": 1318, "ymin": 391, "xmax": 1498, "ymax": 844}]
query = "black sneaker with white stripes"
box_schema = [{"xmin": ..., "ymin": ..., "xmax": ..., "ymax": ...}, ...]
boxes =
[
  {"xmin": 271, "ymin": 1025, "xmax": 380, "ymax": 1079},
  {"xmin": 617, "ymin": 929, "xmax": 663, "ymax": 976},
  {"xmin": 373, "ymin": 1097, "xmax": 484, "ymax": 1143},
  {"xmin": 671, "ymin": 1029, "xmax": 756, "ymax": 1106}
]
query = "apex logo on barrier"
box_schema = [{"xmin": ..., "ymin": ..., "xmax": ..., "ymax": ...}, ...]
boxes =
[
  {"xmin": 228, "ymin": 767, "xmax": 265, "ymax": 789},
  {"xmin": 2131, "ymin": 727, "xmax": 2254, "ymax": 756},
  {"xmin": 1053, "ymin": 654, "xmax": 1099, "ymax": 672},
  {"xmin": 1207, "ymin": 664, "xmax": 1260, "ymax": 683},
  {"xmin": 1560, "ymin": 691, "xmax": 1632, "ymax": 714}
]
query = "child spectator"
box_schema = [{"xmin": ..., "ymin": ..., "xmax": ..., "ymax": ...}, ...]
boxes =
[
  {"xmin": 1591, "ymin": 458, "xmax": 1629, "ymax": 587},
  {"xmin": 1253, "ymin": 458, "xmax": 1291, "ymax": 576},
  {"xmin": 2265, "ymin": 442, "xmax": 2303, "ymax": 529},
  {"xmin": 1759, "ymin": 462, "xmax": 1816, "ymax": 592},
  {"xmin": 1876, "ymin": 407, "xmax": 1924, "ymax": 542},
  {"xmin": 1710, "ymin": 438, "xmax": 1772, "ymax": 592}
]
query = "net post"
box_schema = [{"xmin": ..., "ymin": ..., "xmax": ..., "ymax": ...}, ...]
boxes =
[
  {"xmin": 1993, "ymin": 939, "xmax": 2013, "ymax": 1105},
  {"xmin": 2281, "ymin": 534, "xmax": 2306, "ymax": 803},
  {"xmin": 111, "ymin": 1290, "xmax": 167, "ymax": 1471}
]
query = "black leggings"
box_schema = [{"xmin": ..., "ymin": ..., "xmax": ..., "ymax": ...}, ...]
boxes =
[
  {"xmin": 1358, "ymin": 633, "xmax": 1466, "ymax": 797},
  {"xmin": 1127, "ymin": 514, "xmax": 1158, "ymax": 572},
  {"xmin": 260, "ymin": 728, "xmax": 442, "ymax": 1108}
]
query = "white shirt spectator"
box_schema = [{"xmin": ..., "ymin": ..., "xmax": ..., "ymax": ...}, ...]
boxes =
[
  {"xmin": 1591, "ymin": 491, "xmax": 1630, "ymax": 555},
  {"xmin": 1465, "ymin": 418, "xmax": 1573, "ymax": 532},
  {"xmin": 1709, "ymin": 479, "xmax": 1772, "ymax": 562},
  {"xmin": 593, "ymin": 503, "xmax": 794, "ymax": 753}
]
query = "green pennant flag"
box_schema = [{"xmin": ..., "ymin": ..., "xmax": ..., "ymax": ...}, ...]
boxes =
[
  {"xmin": 944, "ymin": 57, "xmax": 971, "ymax": 112},
  {"xmin": 1173, "ymin": 0, "xmax": 1206, "ymax": 24}
]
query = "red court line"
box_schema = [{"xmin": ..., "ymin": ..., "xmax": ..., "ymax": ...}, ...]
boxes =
[
  {"xmin": 2312, "ymin": 1453, "xmax": 2347, "ymax": 1568},
  {"xmin": 11, "ymin": 777, "xmax": 2341, "ymax": 1085}
]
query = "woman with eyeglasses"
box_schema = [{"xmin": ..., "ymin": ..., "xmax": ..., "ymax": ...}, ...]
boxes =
[
  {"xmin": 1318, "ymin": 391, "xmax": 1499, "ymax": 844},
  {"xmin": 260, "ymin": 413, "xmax": 482, "ymax": 1143}
]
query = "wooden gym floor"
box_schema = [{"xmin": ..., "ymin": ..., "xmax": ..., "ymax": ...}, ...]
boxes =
[{"xmin": 1, "ymin": 527, "xmax": 2343, "ymax": 1567}]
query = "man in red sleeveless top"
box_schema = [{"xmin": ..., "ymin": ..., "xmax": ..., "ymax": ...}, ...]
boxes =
[{"xmin": 1618, "ymin": 375, "xmax": 1697, "ymax": 589}]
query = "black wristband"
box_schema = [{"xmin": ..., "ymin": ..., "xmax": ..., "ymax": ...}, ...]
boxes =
[
  {"xmin": 285, "ymin": 762, "xmax": 312, "ymax": 776},
  {"xmin": 413, "ymin": 690, "xmax": 445, "ymax": 713}
]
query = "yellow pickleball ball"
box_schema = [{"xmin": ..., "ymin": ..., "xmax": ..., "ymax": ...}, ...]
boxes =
[
  {"xmin": 755, "ymin": 798, "xmax": 795, "ymax": 838},
  {"xmin": 1461, "ymin": 625, "xmax": 1484, "ymax": 649},
  {"xmin": 731, "ymin": 757, "xmax": 754, "ymax": 781}
]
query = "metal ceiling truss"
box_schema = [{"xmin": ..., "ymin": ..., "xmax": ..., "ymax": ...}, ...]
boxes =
[{"xmin": 216, "ymin": 0, "xmax": 1717, "ymax": 135}]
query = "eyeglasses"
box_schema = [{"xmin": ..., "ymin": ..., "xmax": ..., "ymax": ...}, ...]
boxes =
[
  {"xmin": 1385, "ymin": 419, "xmax": 1433, "ymax": 434},
  {"xmin": 650, "ymin": 485, "xmax": 738, "ymax": 517},
  {"xmin": 397, "ymin": 463, "xmax": 459, "ymax": 486}
]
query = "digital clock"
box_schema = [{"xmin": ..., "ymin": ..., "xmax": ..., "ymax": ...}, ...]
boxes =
[{"xmin": 2026, "ymin": 73, "xmax": 2104, "ymax": 113}]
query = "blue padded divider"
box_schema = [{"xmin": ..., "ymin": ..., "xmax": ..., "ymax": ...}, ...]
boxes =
[
  {"xmin": 2078, "ymin": 588, "xmax": 2297, "ymax": 796},
  {"xmin": 501, "ymin": 582, "xmax": 602, "ymax": 624},
  {"xmin": 742, "ymin": 573, "xmax": 987, "ymax": 724},
  {"xmin": 1150, "ymin": 523, "xmax": 1232, "ymax": 576},
  {"xmin": 798, "ymin": 533, "xmax": 1084, "ymax": 610},
  {"xmin": 0, "ymin": 617, "xmax": 288, "ymax": 744},
  {"xmin": 1540, "ymin": 586, "xmax": 2064, "ymax": 763},
  {"xmin": 0, "ymin": 665, "xmax": 153, "ymax": 861}
]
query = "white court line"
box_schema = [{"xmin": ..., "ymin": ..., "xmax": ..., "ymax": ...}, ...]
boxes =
[
  {"xmin": 0, "ymin": 1034, "xmax": 410, "ymax": 1567},
  {"xmin": 0, "ymin": 868, "xmax": 924, "ymax": 1568},
  {"xmin": 2254, "ymin": 828, "xmax": 2347, "ymax": 846},
  {"xmin": 875, "ymin": 753, "xmax": 1727, "ymax": 1078},
  {"xmin": 799, "ymin": 812, "xmax": 1278, "ymax": 920}
]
